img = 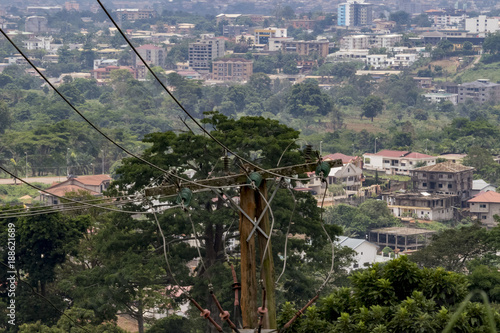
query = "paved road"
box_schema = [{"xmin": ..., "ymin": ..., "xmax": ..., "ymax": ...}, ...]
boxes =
[{"xmin": 0, "ymin": 176, "xmax": 66, "ymax": 185}]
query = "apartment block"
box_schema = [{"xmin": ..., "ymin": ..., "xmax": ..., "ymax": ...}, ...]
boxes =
[
  {"xmin": 338, "ymin": 0, "xmax": 373, "ymax": 27},
  {"xmin": 363, "ymin": 150, "xmax": 436, "ymax": 175},
  {"xmin": 458, "ymin": 79, "xmax": 500, "ymax": 104},
  {"xmin": 282, "ymin": 40, "xmax": 330, "ymax": 58},
  {"xmin": 188, "ymin": 37, "xmax": 225, "ymax": 71},
  {"xmin": 465, "ymin": 15, "xmax": 499, "ymax": 34},
  {"xmin": 254, "ymin": 28, "xmax": 287, "ymax": 45},
  {"xmin": 212, "ymin": 58, "xmax": 253, "ymax": 81},
  {"xmin": 116, "ymin": 9, "xmax": 156, "ymax": 21}
]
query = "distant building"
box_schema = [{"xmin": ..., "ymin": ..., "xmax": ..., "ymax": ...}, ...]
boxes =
[
  {"xmin": 338, "ymin": 0, "xmax": 373, "ymax": 27},
  {"xmin": 302, "ymin": 162, "xmax": 363, "ymax": 194},
  {"xmin": 25, "ymin": 16, "xmax": 48, "ymax": 34},
  {"xmin": 290, "ymin": 18, "xmax": 316, "ymax": 30},
  {"xmin": 340, "ymin": 35, "xmax": 369, "ymax": 50},
  {"xmin": 458, "ymin": 79, "xmax": 500, "ymax": 104},
  {"xmin": 91, "ymin": 66, "xmax": 137, "ymax": 81},
  {"xmin": 382, "ymin": 192, "xmax": 456, "ymax": 221},
  {"xmin": 423, "ymin": 91, "xmax": 458, "ymax": 105},
  {"xmin": 116, "ymin": 9, "xmax": 156, "ymax": 21},
  {"xmin": 368, "ymin": 227, "xmax": 436, "ymax": 251},
  {"xmin": 254, "ymin": 28, "xmax": 287, "ymax": 45},
  {"xmin": 39, "ymin": 175, "xmax": 111, "ymax": 206},
  {"xmin": 26, "ymin": 6, "xmax": 62, "ymax": 15},
  {"xmin": 64, "ymin": 1, "xmax": 79, "ymax": 11},
  {"xmin": 188, "ymin": 36, "xmax": 225, "ymax": 71},
  {"xmin": 411, "ymin": 161, "xmax": 474, "ymax": 202},
  {"xmin": 392, "ymin": 53, "xmax": 418, "ymax": 68},
  {"xmin": 223, "ymin": 25, "xmax": 248, "ymax": 37},
  {"xmin": 336, "ymin": 236, "xmax": 386, "ymax": 271},
  {"xmin": 216, "ymin": 14, "xmax": 242, "ymax": 24},
  {"xmin": 465, "ymin": 15, "xmax": 499, "ymax": 34},
  {"xmin": 212, "ymin": 58, "xmax": 253, "ymax": 81},
  {"xmin": 363, "ymin": 150, "xmax": 436, "ymax": 175},
  {"xmin": 281, "ymin": 40, "xmax": 330, "ymax": 58},
  {"xmin": 468, "ymin": 191, "xmax": 500, "ymax": 227},
  {"xmin": 471, "ymin": 179, "xmax": 497, "ymax": 197},
  {"xmin": 267, "ymin": 37, "xmax": 294, "ymax": 52},
  {"xmin": 23, "ymin": 37, "xmax": 52, "ymax": 50},
  {"xmin": 438, "ymin": 153, "xmax": 467, "ymax": 164}
]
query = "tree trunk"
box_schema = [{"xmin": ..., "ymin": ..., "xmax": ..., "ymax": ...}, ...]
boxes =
[{"xmin": 137, "ymin": 300, "xmax": 145, "ymax": 333}]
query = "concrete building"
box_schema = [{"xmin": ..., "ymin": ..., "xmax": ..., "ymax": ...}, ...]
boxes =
[
  {"xmin": 25, "ymin": 16, "xmax": 48, "ymax": 34},
  {"xmin": 458, "ymin": 79, "xmax": 500, "ymax": 104},
  {"xmin": 281, "ymin": 40, "xmax": 330, "ymax": 58},
  {"xmin": 465, "ymin": 15, "xmax": 499, "ymax": 34},
  {"xmin": 91, "ymin": 66, "xmax": 137, "ymax": 81},
  {"xmin": 338, "ymin": 0, "xmax": 373, "ymax": 27},
  {"xmin": 471, "ymin": 180, "xmax": 497, "ymax": 197},
  {"xmin": 382, "ymin": 192, "xmax": 456, "ymax": 221},
  {"xmin": 188, "ymin": 36, "xmax": 225, "ymax": 71},
  {"xmin": 438, "ymin": 153, "xmax": 467, "ymax": 164},
  {"xmin": 411, "ymin": 161, "xmax": 474, "ymax": 202},
  {"xmin": 340, "ymin": 35, "xmax": 369, "ymax": 50},
  {"xmin": 116, "ymin": 9, "xmax": 156, "ymax": 21},
  {"xmin": 26, "ymin": 6, "xmax": 62, "ymax": 15},
  {"xmin": 393, "ymin": 53, "xmax": 418, "ymax": 68},
  {"xmin": 135, "ymin": 44, "xmax": 164, "ymax": 67},
  {"xmin": 23, "ymin": 37, "xmax": 52, "ymax": 50},
  {"xmin": 268, "ymin": 37, "xmax": 294, "ymax": 52},
  {"xmin": 212, "ymin": 58, "xmax": 253, "ymax": 81},
  {"xmin": 368, "ymin": 227, "xmax": 436, "ymax": 251},
  {"xmin": 301, "ymin": 162, "xmax": 363, "ymax": 194},
  {"xmin": 64, "ymin": 1, "xmax": 79, "ymax": 11},
  {"xmin": 254, "ymin": 28, "xmax": 287, "ymax": 45},
  {"xmin": 423, "ymin": 91, "xmax": 458, "ymax": 105},
  {"xmin": 363, "ymin": 150, "xmax": 436, "ymax": 176},
  {"xmin": 374, "ymin": 34, "xmax": 402, "ymax": 48},
  {"xmin": 223, "ymin": 25, "xmax": 248, "ymax": 37},
  {"xmin": 468, "ymin": 191, "xmax": 500, "ymax": 227},
  {"xmin": 366, "ymin": 54, "xmax": 391, "ymax": 69}
]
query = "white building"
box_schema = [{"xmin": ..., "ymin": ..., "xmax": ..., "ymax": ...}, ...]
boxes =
[
  {"xmin": 374, "ymin": 34, "xmax": 402, "ymax": 48},
  {"xmin": 423, "ymin": 91, "xmax": 458, "ymax": 105},
  {"xmin": 298, "ymin": 162, "xmax": 362, "ymax": 194},
  {"xmin": 267, "ymin": 37, "xmax": 294, "ymax": 52},
  {"xmin": 465, "ymin": 15, "xmax": 499, "ymax": 34},
  {"xmin": 340, "ymin": 35, "xmax": 369, "ymax": 50},
  {"xmin": 329, "ymin": 49, "xmax": 369, "ymax": 61},
  {"xmin": 393, "ymin": 53, "xmax": 418, "ymax": 68},
  {"xmin": 336, "ymin": 236, "xmax": 383, "ymax": 271},
  {"xmin": 25, "ymin": 16, "xmax": 48, "ymax": 34},
  {"xmin": 366, "ymin": 54, "xmax": 391, "ymax": 69},
  {"xmin": 363, "ymin": 150, "xmax": 436, "ymax": 175},
  {"xmin": 23, "ymin": 37, "xmax": 52, "ymax": 50}
]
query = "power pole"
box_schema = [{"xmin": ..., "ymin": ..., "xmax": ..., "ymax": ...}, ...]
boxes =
[{"xmin": 145, "ymin": 160, "xmax": 342, "ymax": 329}]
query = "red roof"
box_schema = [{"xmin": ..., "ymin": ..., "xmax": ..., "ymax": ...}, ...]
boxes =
[
  {"xmin": 323, "ymin": 153, "xmax": 355, "ymax": 164},
  {"xmin": 468, "ymin": 191, "xmax": 500, "ymax": 203},
  {"xmin": 44, "ymin": 185, "xmax": 100, "ymax": 197},
  {"xmin": 404, "ymin": 152, "xmax": 433, "ymax": 159},
  {"xmin": 73, "ymin": 174, "xmax": 111, "ymax": 186}
]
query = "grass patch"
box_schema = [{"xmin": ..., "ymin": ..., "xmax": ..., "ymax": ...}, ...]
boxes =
[
  {"xmin": 455, "ymin": 62, "xmax": 500, "ymax": 83},
  {"xmin": 0, "ymin": 183, "xmax": 50, "ymax": 205}
]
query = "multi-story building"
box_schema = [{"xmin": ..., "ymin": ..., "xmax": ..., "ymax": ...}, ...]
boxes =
[
  {"xmin": 134, "ymin": 44, "xmax": 164, "ymax": 78},
  {"xmin": 366, "ymin": 54, "xmax": 391, "ymax": 69},
  {"xmin": 301, "ymin": 162, "xmax": 363, "ymax": 194},
  {"xmin": 425, "ymin": 9, "xmax": 467, "ymax": 29},
  {"xmin": 212, "ymin": 58, "xmax": 253, "ymax": 81},
  {"xmin": 23, "ymin": 37, "xmax": 52, "ymax": 50},
  {"xmin": 268, "ymin": 37, "xmax": 294, "ymax": 52},
  {"xmin": 115, "ymin": 9, "xmax": 156, "ymax": 21},
  {"xmin": 374, "ymin": 34, "xmax": 402, "ymax": 48},
  {"xmin": 282, "ymin": 40, "xmax": 330, "ymax": 58},
  {"xmin": 411, "ymin": 161, "xmax": 474, "ymax": 202},
  {"xmin": 363, "ymin": 150, "xmax": 436, "ymax": 175},
  {"xmin": 423, "ymin": 91, "xmax": 458, "ymax": 105},
  {"xmin": 25, "ymin": 16, "xmax": 48, "ymax": 34},
  {"xmin": 26, "ymin": 6, "xmax": 62, "ymax": 15},
  {"xmin": 223, "ymin": 25, "xmax": 249, "ymax": 37},
  {"xmin": 188, "ymin": 36, "xmax": 225, "ymax": 71},
  {"xmin": 290, "ymin": 18, "xmax": 316, "ymax": 30},
  {"xmin": 383, "ymin": 192, "xmax": 456, "ymax": 221},
  {"xmin": 457, "ymin": 79, "xmax": 500, "ymax": 104},
  {"xmin": 468, "ymin": 191, "xmax": 500, "ymax": 227},
  {"xmin": 340, "ymin": 35, "xmax": 369, "ymax": 50},
  {"xmin": 393, "ymin": 53, "xmax": 418, "ymax": 68},
  {"xmin": 465, "ymin": 15, "xmax": 499, "ymax": 34},
  {"xmin": 254, "ymin": 28, "xmax": 287, "ymax": 45},
  {"xmin": 338, "ymin": 0, "xmax": 373, "ymax": 27}
]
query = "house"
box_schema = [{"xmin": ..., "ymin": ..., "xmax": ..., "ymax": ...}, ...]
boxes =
[
  {"xmin": 382, "ymin": 191, "xmax": 457, "ymax": 221},
  {"xmin": 363, "ymin": 150, "xmax": 436, "ymax": 175},
  {"xmin": 300, "ymin": 162, "xmax": 363, "ymax": 194},
  {"xmin": 39, "ymin": 175, "xmax": 111, "ymax": 205},
  {"xmin": 423, "ymin": 91, "xmax": 458, "ymax": 105},
  {"xmin": 468, "ymin": 191, "xmax": 500, "ymax": 227},
  {"xmin": 471, "ymin": 180, "xmax": 497, "ymax": 197},
  {"xmin": 438, "ymin": 153, "xmax": 467, "ymax": 164},
  {"xmin": 336, "ymin": 236, "xmax": 382, "ymax": 271},
  {"xmin": 411, "ymin": 161, "xmax": 474, "ymax": 203}
]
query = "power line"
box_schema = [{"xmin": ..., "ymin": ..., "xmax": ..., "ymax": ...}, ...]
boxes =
[
  {"xmin": 97, "ymin": 0, "xmax": 317, "ymax": 183},
  {"xmin": 0, "ymin": 29, "xmax": 224, "ymax": 192}
]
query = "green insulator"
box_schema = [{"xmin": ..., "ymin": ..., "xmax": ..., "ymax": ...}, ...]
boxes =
[
  {"xmin": 176, "ymin": 188, "xmax": 193, "ymax": 206},
  {"xmin": 247, "ymin": 172, "xmax": 263, "ymax": 188},
  {"xmin": 315, "ymin": 161, "xmax": 331, "ymax": 178}
]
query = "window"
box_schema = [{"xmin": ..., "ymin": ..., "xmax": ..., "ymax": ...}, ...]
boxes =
[
  {"xmin": 448, "ymin": 184, "xmax": 452, "ymax": 188},
  {"xmin": 438, "ymin": 184, "xmax": 443, "ymax": 188},
  {"xmin": 448, "ymin": 174, "xmax": 452, "ymax": 179},
  {"xmin": 423, "ymin": 183, "xmax": 427, "ymax": 187},
  {"xmin": 482, "ymin": 215, "xmax": 487, "ymax": 219},
  {"xmin": 480, "ymin": 204, "xmax": 487, "ymax": 208}
]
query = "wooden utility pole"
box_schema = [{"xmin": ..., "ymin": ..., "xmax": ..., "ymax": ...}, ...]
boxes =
[{"xmin": 145, "ymin": 160, "xmax": 342, "ymax": 329}]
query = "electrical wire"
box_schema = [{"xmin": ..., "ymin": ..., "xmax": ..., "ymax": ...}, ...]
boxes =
[
  {"xmin": 0, "ymin": 29, "xmax": 226, "ymax": 192},
  {"xmin": 96, "ymin": 0, "xmax": 320, "ymax": 183},
  {"xmin": 185, "ymin": 211, "xmax": 209, "ymax": 278},
  {"xmin": 0, "ymin": 166, "xmax": 155, "ymax": 216},
  {"xmin": 256, "ymin": 189, "xmax": 276, "ymax": 275},
  {"xmin": 275, "ymin": 186, "xmax": 297, "ymax": 285}
]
